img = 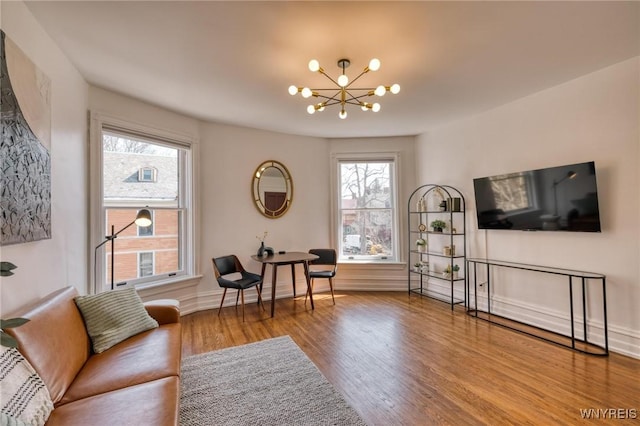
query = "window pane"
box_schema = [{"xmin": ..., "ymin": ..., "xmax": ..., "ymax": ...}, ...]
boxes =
[
  {"xmin": 104, "ymin": 208, "xmax": 181, "ymax": 284},
  {"xmin": 103, "ymin": 133, "xmax": 178, "ymax": 207},
  {"xmin": 341, "ymin": 210, "xmax": 393, "ymax": 256},
  {"xmin": 337, "ymin": 158, "xmax": 396, "ymax": 261},
  {"xmin": 340, "ymin": 162, "xmax": 391, "ymax": 208}
]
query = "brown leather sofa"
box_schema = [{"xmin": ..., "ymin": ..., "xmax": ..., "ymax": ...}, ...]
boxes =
[{"xmin": 5, "ymin": 286, "xmax": 182, "ymax": 425}]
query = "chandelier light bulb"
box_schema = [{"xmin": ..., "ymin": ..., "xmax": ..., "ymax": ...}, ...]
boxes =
[
  {"xmin": 290, "ymin": 57, "xmax": 397, "ymax": 119},
  {"xmin": 308, "ymin": 59, "xmax": 320, "ymax": 72}
]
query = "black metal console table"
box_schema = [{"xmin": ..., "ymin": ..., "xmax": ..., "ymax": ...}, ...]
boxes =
[{"xmin": 465, "ymin": 258, "xmax": 608, "ymax": 356}]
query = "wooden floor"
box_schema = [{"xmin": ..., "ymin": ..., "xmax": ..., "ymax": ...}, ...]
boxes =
[{"xmin": 181, "ymin": 292, "xmax": 640, "ymax": 425}]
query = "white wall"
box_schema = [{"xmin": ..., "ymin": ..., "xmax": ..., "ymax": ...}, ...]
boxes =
[
  {"xmin": 328, "ymin": 137, "xmax": 417, "ymax": 290},
  {"xmin": 0, "ymin": 1, "xmax": 89, "ymax": 314},
  {"xmin": 195, "ymin": 122, "xmax": 330, "ymax": 311},
  {"xmin": 416, "ymin": 57, "xmax": 640, "ymax": 357},
  {"xmin": 86, "ymin": 87, "xmax": 332, "ymax": 312}
]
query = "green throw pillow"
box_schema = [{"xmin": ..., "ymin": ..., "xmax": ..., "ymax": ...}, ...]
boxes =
[{"xmin": 74, "ymin": 288, "xmax": 159, "ymax": 353}]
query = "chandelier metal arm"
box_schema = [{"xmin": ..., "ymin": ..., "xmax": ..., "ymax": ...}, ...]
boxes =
[
  {"xmin": 289, "ymin": 58, "xmax": 400, "ymax": 118},
  {"xmin": 317, "ymin": 70, "xmax": 342, "ymax": 88},
  {"xmin": 345, "ymin": 69, "xmax": 369, "ymax": 88}
]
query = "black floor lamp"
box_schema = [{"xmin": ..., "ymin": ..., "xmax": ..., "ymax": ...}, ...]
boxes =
[{"xmin": 94, "ymin": 209, "xmax": 153, "ymax": 290}]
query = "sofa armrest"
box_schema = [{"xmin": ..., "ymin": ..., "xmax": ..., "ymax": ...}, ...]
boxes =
[{"xmin": 144, "ymin": 299, "xmax": 180, "ymax": 325}]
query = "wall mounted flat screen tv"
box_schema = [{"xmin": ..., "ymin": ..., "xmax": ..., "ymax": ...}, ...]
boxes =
[{"xmin": 473, "ymin": 161, "xmax": 601, "ymax": 232}]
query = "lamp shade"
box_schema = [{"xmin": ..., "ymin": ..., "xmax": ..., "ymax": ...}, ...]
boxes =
[{"xmin": 135, "ymin": 209, "xmax": 152, "ymax": 227}]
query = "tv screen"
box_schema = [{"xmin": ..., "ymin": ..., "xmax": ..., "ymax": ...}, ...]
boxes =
[{"xmin": 473, "ymin": 161, "xmax": 601, "ymax": 232}]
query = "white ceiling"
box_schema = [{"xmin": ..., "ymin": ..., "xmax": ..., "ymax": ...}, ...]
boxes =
[{"xmin": 25, "ymin": 1, "xmax": 640, "ymax": 139}]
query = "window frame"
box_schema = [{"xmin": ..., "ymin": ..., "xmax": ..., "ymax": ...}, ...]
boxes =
[
  {"xmin": 139, "ymin": 167, "xmax": 157, "ymax": 182},
  {"xmin": 331, "ymin": 152, "xmax": 400, "ymax": 263},
  {"xmin": 138, "ymin": 251, "xmax": 154, "ymax": 277},
  {"xmin": 90, "ymin": 112, "xmax": 198, "ymax": 294}
]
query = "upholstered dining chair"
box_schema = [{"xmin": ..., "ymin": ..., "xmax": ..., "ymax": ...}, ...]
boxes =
[
  {"xmin": 212, "ymin": 255, "xmax": 265, "ymax": 321},
  {"xmin": 305, "ymin": 248, "xmax": 337, "ymax": 305}
]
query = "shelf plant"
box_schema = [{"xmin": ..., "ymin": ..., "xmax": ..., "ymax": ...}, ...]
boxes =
[
  {"xmin": 443, "ymin": 264, "xmax": 460, "ymax": 279},
  {"xmin": 430, "ymin": 219, "xmax": 447, "ymax": 232},
  {"xmin": 415, "ymin": 238, "xmax": 427, "ymax": 252}
]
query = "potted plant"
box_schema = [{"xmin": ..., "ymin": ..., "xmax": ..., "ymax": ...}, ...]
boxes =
[
  {"xmin": 443, "ymin": 264, "xmax": 460, "ymax": 279},
  {"xmin": 413, "ymin": 262, "xmax": 422, "ymax": 272},
  {"xmin": 415, "ymin": 238, "xmax": 427, "ymax": 252},
  {"xmin": 430, "ymin": 219, "xmax": 446, "ymax": 232},
  {"xmin": 0, "ymin": 262, "xmax": 29, "ymax": 348}
]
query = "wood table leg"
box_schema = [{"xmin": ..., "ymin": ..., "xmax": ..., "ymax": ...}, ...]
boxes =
[
  {"xmin": 291, "ymin": 264, "xmax": 296, "ymax": 297},
  {"xmin": 271, "ymin": 265, "xmax": 278, "ymax": 317},
  {"xmin": 259, "ymin": 263, "xmax": 266, "ymax": 304},
  {"xmin": 303, "ymin": 261, "xmax": 314, "ymax": 310}
]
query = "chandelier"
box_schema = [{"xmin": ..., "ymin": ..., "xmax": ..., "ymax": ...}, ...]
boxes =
[{"xmin": 288, "ymin": 58, "xmax": 400, "ymax": 119}]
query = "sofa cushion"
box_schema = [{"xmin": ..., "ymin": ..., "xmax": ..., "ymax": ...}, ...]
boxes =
[
  {"xmin": 4, "ymin": 287, "xmax": 91, "ymax": 404},
  {"xmin": 45, "ymin": 377, "xmax": 179, "ymax": 426},
  {"xmin": 0, "ymin": 346, "xmax": 53, "ymax": 426},
  {"xmin": 59, "ymin": 323, "xmax": 181, "ymax": 405},
  {"xmin": 74, "ymin": 288, "xmax": 158, "ymax": 354}
]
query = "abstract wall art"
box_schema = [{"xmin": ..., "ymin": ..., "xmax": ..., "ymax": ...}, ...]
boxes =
[{"xmin": 0, "ymin": 30, "xmax": 52, "ymax": 245}]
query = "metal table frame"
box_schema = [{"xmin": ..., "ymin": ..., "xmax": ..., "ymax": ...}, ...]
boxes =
[{"xmin": 466, "ymin": 258, "xmax": 608, "ymax": 356}]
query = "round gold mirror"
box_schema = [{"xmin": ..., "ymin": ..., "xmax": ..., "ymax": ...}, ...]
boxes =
[{"xmin": 252, "ymin": 160, "xmax": 293, "ymax": 218}]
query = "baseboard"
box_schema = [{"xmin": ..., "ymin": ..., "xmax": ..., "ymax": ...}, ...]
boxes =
[
  {"xmin": 140, "ymin": 274, "xmax": 639, "ymax": 359},
  {"xmin": 467, "ymin": 291, "xmax": 640, "ymax": 359}
]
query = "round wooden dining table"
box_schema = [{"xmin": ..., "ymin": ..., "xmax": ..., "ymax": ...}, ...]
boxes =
[{"xmin": 251, "ymin": 251, "xmax": 319, "ymax": 317}]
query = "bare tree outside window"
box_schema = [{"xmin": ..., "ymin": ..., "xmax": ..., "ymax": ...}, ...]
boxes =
[{"xmin": 339, "ymin": 161, "xmax": 395, "ymax": 259}]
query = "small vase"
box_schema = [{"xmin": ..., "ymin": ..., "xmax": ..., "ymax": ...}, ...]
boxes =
[
  {"xmin": 257, "ymin": 241, "xmax": 265, "ymax": 257},
  {"xmin": 418, "ymin": 245, "xmax": 426, "ymax": 253}
]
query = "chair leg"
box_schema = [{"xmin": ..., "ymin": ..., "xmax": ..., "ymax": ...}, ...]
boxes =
[
  {"xmin": 240, "ymin": 289, "xmax": 245, "ymax": 322},
  {"xmin": 304, "ymin": 278, "xmax": 315, "ymax": 306},
  {"xmin": 218, "ymin": 288, "xmax": 228, "ymax": 316},
  {"xmin": 329, "ymin": 277, "xmax": 335, "ymax": 305},
  {"xmin": 235, "ymin": 290, "xmax": 240, "ymax": 307},
  {"xmin": 255, "ymin": 285, "xmax": 265, "ymax": 311}
]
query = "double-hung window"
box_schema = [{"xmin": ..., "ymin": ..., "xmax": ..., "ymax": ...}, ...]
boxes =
[
  {"xmin": 335, "ymin": 155, "xmax": 398, "ymax": 262},
  {"xmin": 91, "ymin": 115, "xmax": 195, "ymax": 293}
]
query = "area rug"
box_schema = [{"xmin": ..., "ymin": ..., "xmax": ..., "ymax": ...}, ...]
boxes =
[{"xmin": 179, "ymin": 335, "xmax": 367, "ymax": 425}]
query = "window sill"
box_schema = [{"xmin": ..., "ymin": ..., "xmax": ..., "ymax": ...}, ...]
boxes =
[
  {"xmin": 135, "ymin": 274, "xmax": 202, "ymax": 297},
  {"xmin": 337, "ymin": 261, "xmax": 406, "ymax": 271}
]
